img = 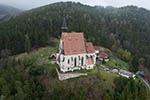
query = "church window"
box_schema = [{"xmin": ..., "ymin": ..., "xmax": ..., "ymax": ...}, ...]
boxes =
[
  {"xmin": 74, "ymin": 58, "xmax": 77, "ymax": 67},
  {"xmin": 63, "ymin": 57, "xmax": 65, "ymax": 62},
  {"xmin": 81, "ymin": 57, "xmax": 84, "ymax": 66},
  {"xmin": 86, "ymin": 55, "xmax": 88, "ymax": 59}
]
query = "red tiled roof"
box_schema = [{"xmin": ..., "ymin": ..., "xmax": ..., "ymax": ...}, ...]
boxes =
[
  {"xmin": 50, "ymin": 53, "xmax": 56, "ymax": 57},
  {"xmin": 61, "ymin": 32, "xmax": 68, "ymax": 40},
  {"xmin": 61, "ymin": 32, "xmax": 86, "ymax": 55},
  {"xmin": 98, "ymin": 52, "xmax": 109, "ymax": 58},
  {"xmin": 86, "ymin": 42, "xmax": 95, "ymax": 53}
]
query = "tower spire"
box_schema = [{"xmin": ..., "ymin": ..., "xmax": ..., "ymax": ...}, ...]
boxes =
[{"xmin": 61, "ymin": 17, "xmax": 68, "ymax": 32}]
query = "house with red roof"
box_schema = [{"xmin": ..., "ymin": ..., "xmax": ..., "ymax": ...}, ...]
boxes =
[
  {"xmin": 56, "ymin": 32, "xmax": 96, "ymax": 72},
  {"xmin": 98, "ymin": 52, "xmax": 109, "ymax": 62}
]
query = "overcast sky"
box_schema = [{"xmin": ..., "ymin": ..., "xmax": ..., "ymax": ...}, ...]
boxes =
[{"xmin": 0, "ymin": 0, "xmax": 150, "ymax": 10}]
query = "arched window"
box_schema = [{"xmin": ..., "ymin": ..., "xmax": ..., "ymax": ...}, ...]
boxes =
[
  {"xmin": 68, "ymin": 59, "xmax": 70, "ymax": 64},
  {"xmin": 86, "ymin": 55, "xmax": 88, "ymax": 59},
  {"xmin": 90, "ymin": 55, "xmax": 93, "ymax": 59},
  {"xmin": 81, "ymin": 57, "xmax": 84, "ymax": 66},
  {"xmin": 63, "ymin": 57, "xmax": 65, "ymax": 62},
  {"xmin": 74, "ymin": 58, "xmax": 77, "ymax": 67}
]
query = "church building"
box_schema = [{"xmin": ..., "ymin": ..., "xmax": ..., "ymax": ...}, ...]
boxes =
[{"xmin": 56, "ymin": 18, "xmax": 96, "ymax": 72}]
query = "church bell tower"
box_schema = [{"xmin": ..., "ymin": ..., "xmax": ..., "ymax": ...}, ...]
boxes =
[{"xmin": 61, "ymin": 17, "xmax": 68, "ymax": 32}]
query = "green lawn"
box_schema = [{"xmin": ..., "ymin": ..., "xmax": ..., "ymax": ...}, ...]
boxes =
[
  {"xmin": 32, "ymin": 47, "xmax": 57, "ymax": 61},
  {"xmin": 30, "ymin": 47, "xmax": 120, "ymax": 87},
  {"xmin": 96, "ymin": 66, "xmax": 119, "ymax": 88},
  {"xmin": 16, "ymin": 46, "xmax": 120, "ymax": 88},
  {"xmin": 16, "ymin": 46, "xmax": 58, "ymax": 65},
  {"xmin": 105, "ymin": 56, "xmax": 129, "ymax": 70},
  {"xmin": 16, "ymin": 46, "xmax": 59, "ymax": 78},
  {"xmin": 68, "ymin": 66, "xmax": 119, "ymax": 88}
]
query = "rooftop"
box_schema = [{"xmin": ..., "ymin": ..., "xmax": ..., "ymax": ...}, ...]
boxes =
[
  {"xmin": 61, "ymin": 32, "xmax": 95, "ymax": 55},
  {"xmin": 61, "ymin": 32, "xmax": 86, "ymax": 55},
  {"xmin": 98, "ymin": 52, "xmax": 109, "ymax": 58},
  {"xmin": 86, "ymin": 42, "xmax": 95, "ymax": 53}
]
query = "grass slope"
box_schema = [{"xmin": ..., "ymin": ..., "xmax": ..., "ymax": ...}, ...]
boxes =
[
  {"xmin": 105, "ymin": 56, "xmax": 129, "ymax": 70},
  {"xmin": 14, "ymin": 45, "xmax": 150, "ymax": 99},
  {"xmin": 15, "ymin": 46, "xmax": 122, "ymax": 88},
  {"xmin": 96, "ymin": 46, "xmax": 130, "ymax": 70}
]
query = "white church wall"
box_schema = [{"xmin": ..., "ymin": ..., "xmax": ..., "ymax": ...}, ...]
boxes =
[
  {"xmin": 86, "ymin": 53, "xmax": 96, "ymax": 65},
  {"xmin": 59, "ymin": 40, "xmax": 63, "ymax": 50},
  {"xmin": 59, "ymin": 53, "xmax": 87, "ymax": 72},
  {"xmin": 57, "ymin": 52, "xmax": 97, "ymax": 72},
  {"xmin": 58, "ymin": 53, "xmax": 96, "ymax": 72}
]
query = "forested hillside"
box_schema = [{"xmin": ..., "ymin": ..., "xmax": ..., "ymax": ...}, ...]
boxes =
[
  {"xmin": 0, "ymin": 4, "xmax": 21, "ymax": 19},
  {"xmin": 0, "ymin": 2, "xmax": 150, "ymax": 99},
  {"xmin": 0, "ymin": 2, "xmax": 150, "ymax": 71}
]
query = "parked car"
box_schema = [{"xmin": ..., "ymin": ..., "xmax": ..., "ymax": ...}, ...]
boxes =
[
  {"xmin": 112, "ymin": 69, "xmax": 118, "ymax": 73},
  {"xmin": 118, "ymin": 69, "xmax": 136, "ymax": 80}
]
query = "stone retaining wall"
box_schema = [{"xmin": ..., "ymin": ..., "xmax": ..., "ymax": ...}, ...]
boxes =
[{"xmin": 56, "ymin": 68, "xmax": 88, "ymax": 81}]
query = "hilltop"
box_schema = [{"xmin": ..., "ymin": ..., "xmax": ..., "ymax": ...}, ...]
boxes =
[
  {"xmin": 0, "ymin": 2, "xmax": 150, "ymax": 99},
  {"xmin": 4, "ymin": 44, "xmax": 148, "ymax": 100},
  {"xmin": 0, "ymin": 4, "xmax": 21, "ymax": 19}
]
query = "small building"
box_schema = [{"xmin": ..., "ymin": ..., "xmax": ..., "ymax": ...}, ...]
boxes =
[
  {"xmin": 97, "ymin": 52, "xmax": 109, "ymax": 62},
  {"xmin": 49, "ymin": 53, "xmax": 56, "ymax": 59},
  {"xmin": 136, "ymin": 71, "xmax": 144, "ymax": 76},
  {"xmin": 143, "ymin": 74, "xmax": 150, "ymax": 82}
]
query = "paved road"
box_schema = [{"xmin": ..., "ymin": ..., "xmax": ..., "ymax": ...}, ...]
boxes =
[
  {"xmin": 96, "ymin": 60, "xmax": 109, "ymax": 69},
  {"xmin": 138, "ymin": 75, "xmax": 150, "ymax": 89},
  {"xmin": 97, "ymin": 60, "xmax": 150, "ymax": 89}
]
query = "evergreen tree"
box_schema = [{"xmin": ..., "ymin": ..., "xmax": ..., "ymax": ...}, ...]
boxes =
[
  {"xmin": 131, "ymin": 56, "xmax": 139, "ymax": 72},
  {"xmin": 25, "ymin": 35, "xmax": 31, "ymax": 53},
  {"xmin": 103, "ymin": 93, "xmax": 111, "ymax": 100}
]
